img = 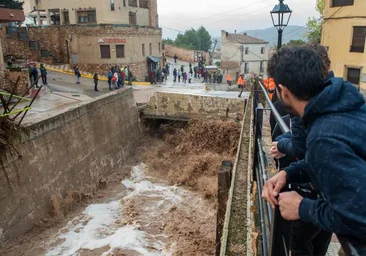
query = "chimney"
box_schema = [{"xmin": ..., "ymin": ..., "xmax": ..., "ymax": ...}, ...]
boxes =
[
  {"xmin": 226, "ymin": 32, "xmax": 228, "ymax": 37},
  {"xmin": 243, "ymin": 33, "xmax": 247, "ymax": 36},
  {"xmin": 235, "ymin": 30, "xmax": 237, "ymax": 34}
]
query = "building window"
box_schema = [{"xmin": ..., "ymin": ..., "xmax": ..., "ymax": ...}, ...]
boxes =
[
  {"xmin": 78, "ymin": 10, "xmax": 96, "ymax": 24},
  {"xmin": 41, "ymin": 50, "xmax": 51, "ymax": 57},
  {"xmin": 129, "ymin": 0, "xmax": 138, "ymax": 7},
  {"xmin": 29, "ymin": 41, "xmax": 40, "ymax": 49},
  {"xmin": 149, "ymin": 43, "xmax": 152, "ymax": 55},
  {"xmin": 347, "ymin": 68, "xmax": 361, "ymax": 85},
  {"xmin": 123, "ymin": 0, "xmax": 126, "ymax": 7},
  {"xmin": 245, "ymin": 47, "xmax": 249, "ymax": 55},
  {"xmin": 244, "ymin": 63, "xmax": 249, "ymax": 73},
  {"xmin": 350, "ymin": 27, "xmax": 366, "ymax": 53},
  {"xmin": 332, "ymin": 0, "xmax": 354, "ymax": 7},
  {"xmin": 116, "ymin": 45, "xmax": 125, "ymax": 58},
  {"xmin": 110, "ymin": 0, "xmax": 115, "ymax": 11},
  {"xmin": 63, "ymin": 11, "xmax": 70, "ymax": 24},
  {"xmin": 158, "ymin": 42, "xmax": 161, "ymax": 53},
  {"xmin": 260, "ymin": 62, "xmax": 264, "ymax": 73},
  {"xmin": 142, "ymin": 44, "xmax": 145, "ymax": 56},
  {"xmin": 261, "ymin": 47, "xmax": 265, "ymax": 54},
  {"xmin": 100, "ymin": 45, "xmax": 111, "ymax": 59},
  {"xmin": 139, "ymin": 0, "xmax": 149, "ymax": 8},
  {"xmin": 129, "ymin": 12, "xmax": 137, "ymax": 25}
]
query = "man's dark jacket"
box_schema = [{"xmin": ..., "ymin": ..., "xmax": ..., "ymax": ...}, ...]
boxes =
[{"xmin": 288, "ymin": 77, "xmax": 366, "ymax": 242}]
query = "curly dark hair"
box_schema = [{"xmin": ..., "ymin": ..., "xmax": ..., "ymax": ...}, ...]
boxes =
[
  {"xmin": 307, "ymin": 43, "xmax": 331, "ymax": 79},
  {"xmin": 267, "ymin": 46, "xmax": 326, "ymax": 101}
]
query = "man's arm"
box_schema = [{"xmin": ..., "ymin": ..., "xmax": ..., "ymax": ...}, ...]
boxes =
[
  {"xmin": 276, "ymin": 132, "xmax": 297, "ymax": 158},
  {"xmin": 283, "ymin": 159, "xmax": 310, "ymax": 184},
  {"xmin": 299, "ymin": 137, "xmax": 366, "ymax": 240}
]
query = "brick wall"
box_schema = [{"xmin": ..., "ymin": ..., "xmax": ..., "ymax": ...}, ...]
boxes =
[
  {"xmin": 76, "ymin": 60, "xmax": 147, "ymax": 81},
  {"xmin": 148, "ymin": 0, "xmax": 158, "ymax": 27},
  {"xmin": 0, "ymin": 69, "xmax": 30, "ymax": 95},
  {"xmin": 164, "ymin": 44, "xmax": 211, "ymax": 64},
  {"xmin": 0, "ymin": 89, "xmax": 142, "ymax": 241}
]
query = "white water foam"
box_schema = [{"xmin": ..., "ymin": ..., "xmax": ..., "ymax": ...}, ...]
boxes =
[{"xmin": 45, "ymin": 164, "xmax": 181, "ymax": 256}]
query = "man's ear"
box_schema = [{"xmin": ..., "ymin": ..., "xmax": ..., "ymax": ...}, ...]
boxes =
[{"xmin": 278, "ymin": 84, "xmax": 289, "ymax": 97}]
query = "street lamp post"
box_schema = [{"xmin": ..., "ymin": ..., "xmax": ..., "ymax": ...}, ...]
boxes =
[{"xmin": 270, "ymin": 0, "xmax": 292, "ymax": 50}]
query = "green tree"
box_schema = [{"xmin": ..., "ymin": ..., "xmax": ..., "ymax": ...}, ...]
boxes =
[
  {"xmin": 197, "ymin": 26, "xmax": 212, "ymax": 52},
  {"xmin": 284, "ymin": 39, "xmax": 306, "ymax": 47},
  {"xmin": 305, "ymin": 0, "xmax": 324, "ymax": 43},
  {"xmin": 163, "ymin": 26, "xmax": 212, "ymax": 51},
  {"xmin": 0, "ymin": 0, "xmax": 23, "ymax": 9}
]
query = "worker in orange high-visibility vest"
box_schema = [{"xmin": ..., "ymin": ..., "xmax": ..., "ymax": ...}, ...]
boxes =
[
  {"xmin": 268, "ymin": 78, "xmax": 276, "ymax": 100},
  {"xmin": 226, "ymin": 73, "xmax": 233, "ymax": 86},
  {"xmin": 263, "ymin": 77, "xmax": 269, "ymax": 90},
  {"xmin": 237, "ymin": 74, "xmax": 245, "ymax": 89}
]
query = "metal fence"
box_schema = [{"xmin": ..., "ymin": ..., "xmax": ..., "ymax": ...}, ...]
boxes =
[{"xmin": 253, "ymin": 79, "xmax": 365, "ymax": 256}]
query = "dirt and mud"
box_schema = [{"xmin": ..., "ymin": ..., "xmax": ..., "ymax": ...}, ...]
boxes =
[{"xmin": 0, "ymin": 119, "xmax": 241, "ymax": 256}]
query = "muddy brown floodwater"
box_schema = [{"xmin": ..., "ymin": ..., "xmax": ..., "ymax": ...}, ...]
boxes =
[{"xmin": 0, "ymin": 119, "xmax": 241, "ymax": 256}]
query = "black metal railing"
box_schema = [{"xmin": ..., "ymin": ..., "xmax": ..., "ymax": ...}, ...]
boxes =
[{"xmin": 253, "ymin": 79, "xmax": 365, "ymax": 256}]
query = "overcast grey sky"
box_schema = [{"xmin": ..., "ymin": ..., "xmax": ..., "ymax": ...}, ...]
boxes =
[{"xmin": 158, "ymin": 0, "xmax": 319, "ymax": 39}]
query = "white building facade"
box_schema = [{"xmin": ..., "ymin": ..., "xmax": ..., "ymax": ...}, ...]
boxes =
[{"xmin": 221, "ymin": 30, "xmax": 269, "ymax": 80}]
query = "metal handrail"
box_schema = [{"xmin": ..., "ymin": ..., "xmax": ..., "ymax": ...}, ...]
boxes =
[{"xmin": 257, "ymin": 80, "xmax": 290, "ymax": 133}]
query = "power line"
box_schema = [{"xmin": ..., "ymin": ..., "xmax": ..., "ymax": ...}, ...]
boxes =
[
  {"xmin": 202, "ymin": 3, "xmax": 274, "ymax": 26},
  {"xmin": 177, "ymin": 0, "xmax": 270, "ymax": 24}
]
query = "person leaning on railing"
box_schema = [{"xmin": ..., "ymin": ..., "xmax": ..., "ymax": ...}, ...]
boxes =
[
  {"xmin": 270, "ymin": 44, "xmax": 335, "ymax": 256},
  {"xmin": 262, "ymin": 46, "xmax": 366, "ymax": 253}
]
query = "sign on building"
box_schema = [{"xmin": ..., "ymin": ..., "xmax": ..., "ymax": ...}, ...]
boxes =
[{"xmin": 98, "ymin": 38, "xmax": 127, "ymax": 44}]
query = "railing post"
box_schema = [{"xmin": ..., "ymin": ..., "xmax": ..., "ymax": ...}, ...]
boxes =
[{"xmin": 216, "ymin": 160, "xmax": 232, "ymax": 256}]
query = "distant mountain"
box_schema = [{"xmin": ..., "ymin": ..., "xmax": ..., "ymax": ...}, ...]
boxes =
[{"xmin": 214, "ymin": 25, "xmax": 309, "ymax": 49}]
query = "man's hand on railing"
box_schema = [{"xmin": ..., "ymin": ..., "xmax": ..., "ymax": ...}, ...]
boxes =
[
  {"xmin": 271, "ymin": 141, "xmax": 285, "ymax": 159},
  {"xmin": 262, "ymin": 170, "xmax": 287, "ymax": 209},
  {"xmin": 278, "ymin": 191, "xmax": 303, "ymax": 221}
]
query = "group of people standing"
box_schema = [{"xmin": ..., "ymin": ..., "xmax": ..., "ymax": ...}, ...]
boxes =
[
  {"xmin": 106, "ymin": 66, "xmax": 132, "ymax": 91},
  {"xmin": 172, "ymin": 64, "xmax": 192, "ymax": 84},
  {"xmin": 149, "ymin": 63, "xmax": 170, "ymax": 84},
  {"xmin": 28, "ymin": 64, "xmax": 48, "ymax": 88}
]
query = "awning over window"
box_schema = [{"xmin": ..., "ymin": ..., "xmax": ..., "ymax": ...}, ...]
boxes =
[{"xmin": 147, "ymin": 56, "xmax": 161, "ymax": 63}]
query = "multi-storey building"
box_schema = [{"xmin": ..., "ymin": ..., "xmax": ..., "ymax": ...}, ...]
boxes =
[
  {"xmin": 9, "ymin": 0, "xmax": 162, "ymax": 80},
  {"xmin": 322, "ymin": 0, "xmax": 366, "ymax": 92},
  {"xmin": 221, "ymin": 30, "xmax": 269, "ymax": 81}
]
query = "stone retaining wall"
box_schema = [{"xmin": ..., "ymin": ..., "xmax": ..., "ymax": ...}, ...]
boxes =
[{"xmin": 0, "ymin": 88, "xmax": 142, "ymax": 242}]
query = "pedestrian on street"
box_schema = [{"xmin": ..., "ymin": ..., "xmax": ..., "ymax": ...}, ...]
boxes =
[
  {"xmin": 181, "ymin": 65, "xmax": 184, "ymax": 74},
  {"xmin": 93, "ymin": 72, "xmax": 99, "ymax": 92},
  {"xmin": 178, "ymin": 69, "xmax": 182, "ymax": 82},
  {"xmin": 40, "ymin": 63, "xmax": 48, "ymax": 85},
  {"xmin": 128, "ymin": 69, "xmax": 133, "ymax": 85},
  {"xmin": 197, "ymin": 68, "xmax": 201, "ymax": 79},
  {"xmin": 237, "ymin": 74, "xmax": 245, "ymax": 89},
  {"xmin": 174, "ymin": 54, "xmax": 178, "ymax": 63},
  {"xmin": 74, "ymin": 66, "xmax": 81, "ymax": 84},
  {"xmin": 149, "ymin": 70, "xmax": 155, "ymax": 84},
  {"xmin": 183, "ymin": 72, "xmax": 187, "ymax": 84},
  {"xmin": 188, "ymin": 72, "xmax": 192, "ymax": 84},
  {"xmin": 173, "ymin": 68, "xmax": 177, "ymax": 82},
  {"xmin": 107, "ymin": 71, "xmax": 113, "ymax": 90},
  {"xmin": 263, "ymin": 46, "xmax": 366, "ymax": 253},
  {"xmin": 161, "ymin": 70, "xmax": 165, "ymax": 83},
  {"xmin": 194, "ymin": 66, "xmax": 198, "ymax": 78},
  {"xmin": 226, "ymin": 73, "xmax": 233, "ymax": 87},
  {"xmin": 28, "ymin": 66, "xmax": 33, "ymax": 85},
  {"xmin": 112, "ymin": 72, "xmax": 118, "ymax": 89},
  {"xmin": 32, "ymin": 65, "xmax": 39, "ymax": 88},
  {"xmin": 120, "ymin": 69, "xmax": 126, "ymax": 87}
]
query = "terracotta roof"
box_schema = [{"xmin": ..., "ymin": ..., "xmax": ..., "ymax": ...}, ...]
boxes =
[
  {"xmin": 226, "ymin": 32, "xmax": 268, "ymax": 45},
  {"xmin": 0, "ymin": 8, "xmax": 25, "ymax": 22}
]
